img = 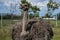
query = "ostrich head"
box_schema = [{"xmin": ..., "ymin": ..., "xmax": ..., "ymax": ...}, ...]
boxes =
[{"xmin": 20, "ymin": 3, "xmax": 29, "ymax": 11}]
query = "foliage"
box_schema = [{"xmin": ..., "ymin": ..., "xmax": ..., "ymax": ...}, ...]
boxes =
[
  {"xmin": 29, "ymin": 13, "xmax": 34, "ymax": 19},
  {"xmin": 45, "ymin": 12, "xmax": 52, "ymax": 18},
  {"xmin": 57, "ymin": 13, "xmax": 60, "ymax": 20},
  {"xmin": 45, "ymin": 13, "xmax": 51, "ymax": 18},
  {"xmin": 47, "ymin": 0, "xmax": 59, "ymax": 19},
  {"xmin": 31, "ymin": 6, "xmax": 40, "ymax": 17},
  {"xmin": 31, "ymin": 6, "xmax": 40, "ymax": 13},
  {"xmin": 47, "ymin": 0, "xmax": 59, "ymax": 11},
  {"xmin": 0, "ymin": 14, "xmax": 21, "ymax": 19},
  {"xmin": 34, "ymin": 12, "xmax": 39, "ymax": 17}
]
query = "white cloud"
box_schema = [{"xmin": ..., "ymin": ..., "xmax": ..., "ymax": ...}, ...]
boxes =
[
  {"xmin": 0, "ymin": 0, "xmax": 48, "ymax": 9},
  {"xmin": 6, "ymin": 1, "xmax": 16, "ymax": 6},
  {"xmin": 27, "ymin": 0, "xmax": 48, "ymax": 10},
  {"xmin": 0, "ymin": 0, "xmax": 20, "ymax": 7},
  {"xmin": 37, "ymin": 1, "xmax": 48, "ymax": 7},
  {"xmin": 37, "ymin": 1, "xmax": 48, "ymax": 9},
  {"xmin": 53, "ymin": 0, "xmax": 60, "ymax": 3},
  {"xmin": 0, "ymin": 0, "xmax": 3, "ymax": 2},
  {"xmin": 0, "ymin": 0, "xmax": 10, "ymax": 2},
  {"xmin": 1, "ymin": 0, "xmax": 21, "ymax": 11},
  {"xmin": 0, "ymin": 0, "xmax": 5, "ymax": 2},
  {"xmin": 0, "ymin": 0, "xmax": 49, "ymax": 13},
  {"xmin": 4, "ymin": 1, "xmax": 15, "ymax": 7}
]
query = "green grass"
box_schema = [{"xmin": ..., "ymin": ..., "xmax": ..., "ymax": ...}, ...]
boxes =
[
  {"xmin": 49, "ymin": 20, "xmax": 60, "ymax": 27},
  {"xmin": 0, "ymin": 20, "xmax": 20, "ymax": 40},
  {"xmin": 0, "ymin": 20, "xmax": 60, "ymax": 40},
  {"xmin": 0, "ymin": 20, "xmax": 15, "ymax": 40},
  {"xmin": 52, "ymin": 27, "xmax": 60, "ymax": 40}
]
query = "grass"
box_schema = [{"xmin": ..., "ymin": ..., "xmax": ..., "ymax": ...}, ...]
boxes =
[
  {"xmin": 0, "ymin": 20, "xmax": 20, "ymax": 40},
  {"xmin": 0, "ymin": 19, "xmax": 60, "ymax": 40},
  {"xmin": 53, "ymin": 27, "xmax": 60, "ymax": 40},
  {"xmin": 0, "ymin": 20, "xmax": 15, "ymax": 40},
  {"xmin": 49, "ymin": 20, "xmax": 60, "ymax": 27}
]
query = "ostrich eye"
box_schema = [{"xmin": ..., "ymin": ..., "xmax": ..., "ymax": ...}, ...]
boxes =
[{"xmin": 25, "ymin": 5, "xmax": 27, "ymax": 6}]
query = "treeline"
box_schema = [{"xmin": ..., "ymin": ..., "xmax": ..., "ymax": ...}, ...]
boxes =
[
  {"xmin": 0, "ymin": 14, "xmax": 20, "ymax": 19},
  {"xmin": 0, "ymin": 13, "xmax": 60, "ymax": 20},
  {"xmin": 0, "ymin": 13, "xmax": 35, "ymax": 19}
]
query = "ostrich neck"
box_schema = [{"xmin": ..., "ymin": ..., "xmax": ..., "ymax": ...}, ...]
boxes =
[{"xmin": 22, "ymin": 11, "xmax": 28, "ymax": 31}]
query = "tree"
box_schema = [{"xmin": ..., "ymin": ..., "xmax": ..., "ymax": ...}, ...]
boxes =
[
  {"xmin": 47, "ymin": 0, "xmax": 60, "ymax": 27},
  {"xmin": 47, "ymin": 0, "xmax": 59, "ymax": 17},
  {"xmin": 45, "ymin": 13, "xmax": 50, "ymax": 18},
  {"xmin": 57, "ymin": 13, "xmax": 60, "ymax": 20},
  {"xmin": 31, "ymin": 6, "xmax": 40, "ymax": 17},
  {"xmin": 29, "ymin": 13, "xmax": 34, "ymax": 19},
  {"xmin": 47, "ymin": 0, "xmax": 59, "ymax": 11}
]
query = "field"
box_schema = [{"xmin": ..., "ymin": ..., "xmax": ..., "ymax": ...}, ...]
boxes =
[{"xmin": 0, "ymin": 20, "xmax": 60, "ymax": 40}]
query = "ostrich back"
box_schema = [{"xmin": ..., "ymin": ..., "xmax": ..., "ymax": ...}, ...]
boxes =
[{"xmin": 25, "ymin": 18, "xmax": 54, "ymax": 40}]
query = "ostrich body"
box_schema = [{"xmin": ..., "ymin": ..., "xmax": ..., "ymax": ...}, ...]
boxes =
[
  {"xmin": 12, "ymin": 18, "xmax": 54, "ymax": 40},
  {"xmin": 12, "ymin": 1, "xmax": 54, "ymax": 40}
]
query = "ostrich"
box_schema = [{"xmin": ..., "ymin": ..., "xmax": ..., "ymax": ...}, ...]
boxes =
[
  {"xmin": 12, "ymin": 2, "xmax": 30, "ymax": 40},
  {"xmin": 12, "ymin": 1, "xmax": 54, "ymax": 40}
]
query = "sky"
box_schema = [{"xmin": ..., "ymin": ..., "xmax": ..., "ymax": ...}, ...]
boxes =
[{"xmin": 0, "ymin": 0, "xmax": 60, "ymax": 16}]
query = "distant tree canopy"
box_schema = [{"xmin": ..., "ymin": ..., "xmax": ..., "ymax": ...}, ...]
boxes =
[
  {"xmin": 45, "ymin": 11, "xmax": 52, "ymax": 18},
  {"xmin": 29, "ymin": 13, "xmax": 34, "ymax": 19},
  {"xmin": 0, "ymin": 14, "xmax": 21, "ymax": 19},
  {"xmin": 57, "ymin": 13, "xmax": 60, "ymax": 20},
  {"xmin": 45, "ymin": 13, "xmax": 51, "ymax": 18}
]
